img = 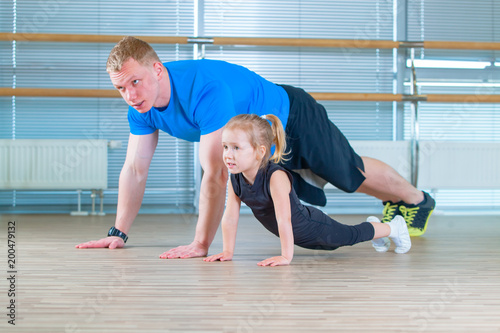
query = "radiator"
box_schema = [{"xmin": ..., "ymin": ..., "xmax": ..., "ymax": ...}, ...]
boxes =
[
  {"xmin": 0, "ymin": 139, "xmax": 107, "ymax": 190},
  {"xmin": 329, "ymin": 140, "xmax": 500, "ymax": 190},
  {"xmin": 417, "ymin": 141, "xmax": 500, "ymax": 189}
]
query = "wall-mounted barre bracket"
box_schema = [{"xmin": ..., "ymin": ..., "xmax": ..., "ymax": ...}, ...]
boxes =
[
  {"xmin": 187, "ymin": 37, "xmax": 214, "ymax": 44},
  {"xmin": 399, "ymin": 41, "xmax": 425, "ymax": 49},
  {"xmin": 402, "ymin": 95, "xmax": 428, "ymax": 102}
]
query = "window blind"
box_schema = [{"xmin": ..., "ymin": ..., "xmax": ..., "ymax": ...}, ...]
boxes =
[
  {"xmin": 1, "ymin": 0, "xmax": 499, "ymax": 214},
  {"xmin": 0, "ymin": 0, "xmax": 196, "ymax": 213},
  {"xmin": 203, "ymin": 0, "xmax": 396, "ymax": 212},
  {"xmin": 406, "ymin": 0, "xmax": 500, "ymax": 210}
]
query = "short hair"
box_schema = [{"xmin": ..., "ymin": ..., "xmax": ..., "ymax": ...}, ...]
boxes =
[{"xmin": 106, "ymin": 36, "xmax": 161, "ymax": 72}]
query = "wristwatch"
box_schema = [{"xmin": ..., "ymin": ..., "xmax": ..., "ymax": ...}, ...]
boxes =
[{"xmin": 107, "ymin": 227, "xmax": 128, "ymax": 243}]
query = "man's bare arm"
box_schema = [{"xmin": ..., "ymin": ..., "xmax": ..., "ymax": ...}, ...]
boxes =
[
  {"xmin": 159, "ymin": 128, "xmax": 227, "ymax": 258},
  {"xmin": 76, "ymin": 131, "xmax": 158, "ymax": 249}
]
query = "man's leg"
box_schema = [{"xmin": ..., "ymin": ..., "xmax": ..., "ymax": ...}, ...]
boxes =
[
  {"xmin": 356, "ymin": 156, "xmax": 435, "ymax": 236},
  {"xmin": 356, "ymin": 156, "xmax": 423, "ymax": 204}
]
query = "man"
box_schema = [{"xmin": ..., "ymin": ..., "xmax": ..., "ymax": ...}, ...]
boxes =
[{"xmin": 76, "ymin": 36, "xmax": 435, "ymax": 258}]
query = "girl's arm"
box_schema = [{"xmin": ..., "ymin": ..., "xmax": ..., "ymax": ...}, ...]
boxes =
[
  {"xmin": 258, "ymin": 170, "xmax": 294, "ymax": 267},
  {"xmin": 204, "ymin": 177, "xmax": 241, "ymax": 262}
]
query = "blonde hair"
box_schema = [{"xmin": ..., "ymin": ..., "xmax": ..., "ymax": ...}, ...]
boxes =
[
  {"xmin": 224, "ymin": 114, "xmax": 289, "ymax": 168},
  {"xmin": 106, "ymin": 36, "xmax": 161, "ymax": 72}
]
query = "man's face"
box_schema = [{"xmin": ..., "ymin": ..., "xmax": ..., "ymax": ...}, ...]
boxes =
[{"xmin": 109, "ymin": 58, "xmax": 161, "ymax": 113}]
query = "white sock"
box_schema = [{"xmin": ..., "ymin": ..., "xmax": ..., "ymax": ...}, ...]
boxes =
[
  {"xmin": 367, "ymin": 216, "xmax": 390, "ymax": 252},
  {"xmin": 388, "ymin": 216, "xmax": 411, "ymax": 254}
]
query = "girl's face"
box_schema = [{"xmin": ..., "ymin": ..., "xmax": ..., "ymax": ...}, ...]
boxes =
[{"xmin": 222, "ymin": 128, "xmax": 265, "ymax": 176}]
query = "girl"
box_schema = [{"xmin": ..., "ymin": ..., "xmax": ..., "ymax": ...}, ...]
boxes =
[{"xmin": 204, "ymin": 114, "xmax": 411, "ymax": 266}]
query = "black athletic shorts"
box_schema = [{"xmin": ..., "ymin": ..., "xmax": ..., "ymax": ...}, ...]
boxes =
[{"xmin": 278, "ymin": 84, "xmax": 366, "ymax": 206}]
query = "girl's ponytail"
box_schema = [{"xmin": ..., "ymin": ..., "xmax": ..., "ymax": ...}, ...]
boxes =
[{"xmin": 262, "ymin": 114, "xmax": 289, "ymax": 164}]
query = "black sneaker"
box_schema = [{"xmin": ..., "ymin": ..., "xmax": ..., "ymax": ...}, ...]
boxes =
[
  {"xmin": 381, "ymin": 200, "xmax": 403, "ymax": 224},
  {"xmin": 398, "ymin": 191, "xmax": 436, "ymax": 237}
]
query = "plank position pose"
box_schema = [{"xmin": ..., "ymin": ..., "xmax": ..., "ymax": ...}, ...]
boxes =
[
  {"xmin": 204, "ymin": 114, "xmax": 411, "ymax": 266},
  {"xmin": 75, "ymin": 36, "xmax": 435, "ymax": 257}
]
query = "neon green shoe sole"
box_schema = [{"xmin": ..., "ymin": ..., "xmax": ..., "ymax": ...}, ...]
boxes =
[{"xmin": 407, "ymin": 208, "xmax": 433, "ymax": 237}]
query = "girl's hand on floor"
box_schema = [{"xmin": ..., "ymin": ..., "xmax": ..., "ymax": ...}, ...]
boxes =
[
  {"xmin": 203, "ymin": 252, "xmax": 233, "ymax": 262},
  {"xmin": 257, "ymin": 256, "xmax": 291, "ymax": 267}
]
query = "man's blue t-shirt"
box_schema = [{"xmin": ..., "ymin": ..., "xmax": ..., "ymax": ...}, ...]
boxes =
[{"xmin": 127, "ymin": 59, "xmax": 290, "ymax": 142}]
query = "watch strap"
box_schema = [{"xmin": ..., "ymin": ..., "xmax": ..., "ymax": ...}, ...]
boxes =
[{"xmin": 107, "ymin": 227, "xmax": 128, "ymax": 243}]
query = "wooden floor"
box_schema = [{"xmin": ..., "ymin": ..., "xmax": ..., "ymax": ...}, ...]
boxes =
[{"xmin": 0, "ymin": 213, "xmax": 499, "ymax": 333}]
